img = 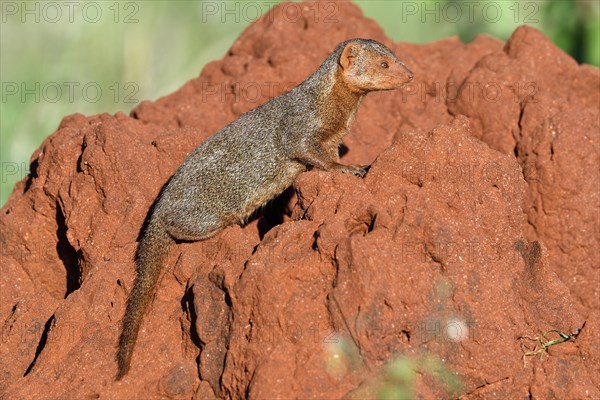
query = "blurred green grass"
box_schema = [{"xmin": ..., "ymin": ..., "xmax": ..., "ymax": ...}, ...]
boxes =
[{"xmin": 1, "ymin": 0, "xmax": 598, "ymax": 206}]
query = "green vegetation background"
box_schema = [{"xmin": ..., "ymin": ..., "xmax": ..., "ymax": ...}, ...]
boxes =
[{"xmin": 1, "ymin": 0, "xmax": 598, "ymax": 206}]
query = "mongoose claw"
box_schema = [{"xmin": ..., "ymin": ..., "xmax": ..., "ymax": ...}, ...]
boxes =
[{"xmin": 345, "ymin": 164, "xmax": 370, "ymax": 177}]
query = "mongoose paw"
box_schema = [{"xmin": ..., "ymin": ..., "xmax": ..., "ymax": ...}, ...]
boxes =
[{"xmin": 344, "ymin": 164, "xmax": 370, "ymax": 178}]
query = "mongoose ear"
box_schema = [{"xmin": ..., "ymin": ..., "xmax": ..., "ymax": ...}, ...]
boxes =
[{"xmin": 340, "ymin": 43, "xmax": 358, "ymax": 70}]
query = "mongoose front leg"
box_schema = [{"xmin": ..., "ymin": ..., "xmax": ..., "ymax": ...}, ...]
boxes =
[{"xmin": 294, "ymin": 147, "xmax": 368, "ymax": 177}]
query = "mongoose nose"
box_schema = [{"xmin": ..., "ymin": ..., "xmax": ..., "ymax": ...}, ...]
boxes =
[{"xmin": 408, "ymin": 72, "xmax": 414, "ymax": 81}]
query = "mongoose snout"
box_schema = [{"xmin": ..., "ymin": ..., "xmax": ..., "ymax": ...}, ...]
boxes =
[
  {"xmin": 116, "ymin": 38, "xmax": 412, "ymax": 380},
  {"xmin": 382, "ymin": 59, "xmax": 413, "ymax": 90}
]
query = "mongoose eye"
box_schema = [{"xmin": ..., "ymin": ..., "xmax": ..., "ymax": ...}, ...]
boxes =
[{"xmin": 381, "ymin": 62, "xmax": 389, "ymax": 69}]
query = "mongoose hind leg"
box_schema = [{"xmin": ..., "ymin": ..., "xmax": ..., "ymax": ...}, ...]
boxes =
[{"xmin": 164, "ymin": 212, "xmax": 241, "ymax": 242}]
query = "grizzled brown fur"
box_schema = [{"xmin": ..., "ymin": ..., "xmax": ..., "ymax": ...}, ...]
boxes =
[{"xmin": 116, "ymin": 38, "xmax": 412, "ymax": 379}]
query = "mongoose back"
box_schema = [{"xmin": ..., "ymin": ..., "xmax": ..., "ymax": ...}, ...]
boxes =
[{"xmin": 116, "ymin": 38, "xmax": 413, "ymax": 379}]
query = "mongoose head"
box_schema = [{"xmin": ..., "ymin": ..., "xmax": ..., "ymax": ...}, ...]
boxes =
[{"xmin": 338, "ymin": 39, "xmax": 413, "ymax": 92}]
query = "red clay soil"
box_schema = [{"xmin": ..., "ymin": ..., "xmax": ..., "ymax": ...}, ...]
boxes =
[{"xmin": 1, "ymin": 1, "xmax": 598, "ymax": 399}]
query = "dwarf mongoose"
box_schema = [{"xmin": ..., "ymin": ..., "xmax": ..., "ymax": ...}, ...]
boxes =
[{"xmin": 116, "ymin": 38, "xmax": 413, "ymax": 379}]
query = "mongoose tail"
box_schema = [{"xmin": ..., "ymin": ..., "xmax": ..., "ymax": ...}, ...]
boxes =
[{"xmin": 116, "ymin": 219, "xmax": 173, "ymax": 380}]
